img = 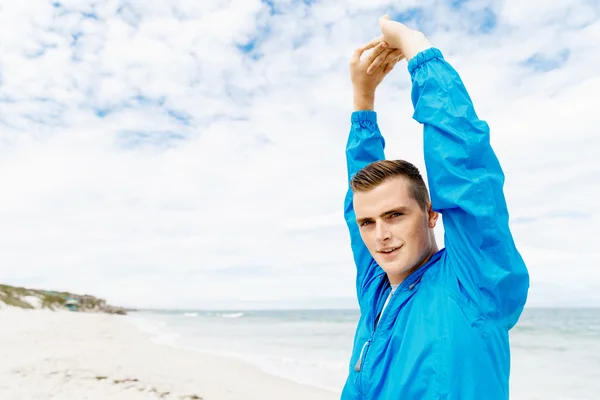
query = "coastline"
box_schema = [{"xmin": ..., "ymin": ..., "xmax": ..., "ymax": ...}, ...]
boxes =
[{"xmin": 0, "ymin": 307, "xmax": 338, "ymax": 400}]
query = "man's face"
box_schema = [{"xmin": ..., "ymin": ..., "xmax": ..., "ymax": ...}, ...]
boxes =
[{"xmin": 353, "ymin": 177, "xmax": 438, "ymax": 284}]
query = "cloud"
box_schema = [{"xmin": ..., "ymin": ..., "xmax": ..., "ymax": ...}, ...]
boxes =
[{"xmin": 0, "ymin": 0, "xmax": 598, "ymax": 309}]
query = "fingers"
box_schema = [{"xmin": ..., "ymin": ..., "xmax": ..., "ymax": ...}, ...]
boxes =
[
  {"xmin": 376, "ymin": 50, "xmax": 403, "ymax": 75},
  {"xmin": 385, "ymin": 50, "xmax": 405, "ymax": 73},
  {"xmin": 361, "ymin": 35, "xmax": 385, "ymax": 52},
  {"xmin": 387, "ymin": 48, "xmax": 405, "ymax": 63},
  {"xmin": 367, "ymin": 48, "xmax": 402, "ymax": 75},
  {"xmin": 383, "ymin": 57, "xmax": 399, "ymax": 74},
  {"xmin": 351, "ymin": 35, "xmax": 387, "ymax": 65},
  {"xmin": 364, "ymin": 41, "xmax": 388, "ymax": 63},
  {"xmin": 366, "ymin": 48, "xmax": 391, "ymax": 75},
  {"xmin": 350, "ymin": 46, "xmax": 365, "ymax": 64}
]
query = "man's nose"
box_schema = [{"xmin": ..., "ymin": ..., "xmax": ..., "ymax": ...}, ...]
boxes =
[{"xmin": 375, "ymin": 221, "xmax": 391, "ymax": 241}]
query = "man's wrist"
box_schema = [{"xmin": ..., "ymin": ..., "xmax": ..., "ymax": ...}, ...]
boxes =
[
  {"xmin": 405, "ymin": 46, "xmax": 432, "ymax": 62},
  {"xmin": 353, "ymin": 91, "xmax": 375, "ymax": 111}
]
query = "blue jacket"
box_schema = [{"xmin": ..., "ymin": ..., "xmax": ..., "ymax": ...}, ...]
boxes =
[{"xmin": 341, "ymin": 48, "xmax": 530, "ymax": 399}]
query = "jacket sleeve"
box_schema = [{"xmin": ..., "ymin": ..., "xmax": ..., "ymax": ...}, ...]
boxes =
[
  {"xmin": 408, "ymin": 48, "xmax": 530, "ymax": 326},
  {"xmin": 344, "ymin": 111, "xmax": 386, "ymax": 309}
]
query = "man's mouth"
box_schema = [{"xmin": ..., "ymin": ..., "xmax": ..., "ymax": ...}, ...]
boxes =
[{"xmin": 379, "ymin": 246, "xmax": 401, "ymax": 254}]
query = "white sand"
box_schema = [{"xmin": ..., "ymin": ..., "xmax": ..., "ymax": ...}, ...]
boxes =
[{"xmin": 0, "ymin": 308, "xmax": 338, "ymax": 400}]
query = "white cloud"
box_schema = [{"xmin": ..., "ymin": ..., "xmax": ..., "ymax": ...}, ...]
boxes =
[{"xmin": 0, "ymin": 0, "xmax": 598, "ymax": 309}]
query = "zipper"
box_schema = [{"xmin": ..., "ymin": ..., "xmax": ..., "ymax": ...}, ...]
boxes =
[
  {"xmin": 355, "ymin": 275, "xmax": 425, "ymax": 374},
  {"xmin": 353, "ymin": 252, "xmax": 441, "ymax": 395},
  {"xmin": 354, "ymin": 283, "xmax": 390, "ymax": 374},
  {"xmin": 354, "ymin": 338, "xmax": 371, "ymax": 372}
]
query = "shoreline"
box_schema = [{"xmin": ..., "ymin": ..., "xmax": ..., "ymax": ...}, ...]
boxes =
[
  {"xmin": 137, "ymin": 332, "xmax": 343, "ymax": 395},
  {"xmin": 127, "ymin": 311, "xmax": 345, "ymax": 395},
  {"xmin": 0, "ymin": 307, "xmax": 338, "ymax": 400}
]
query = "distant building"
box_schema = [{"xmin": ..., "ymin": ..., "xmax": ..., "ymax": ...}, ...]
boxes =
[{"xmin": 65, "ymin": 298, "xmax": 79, "ymax": 311}]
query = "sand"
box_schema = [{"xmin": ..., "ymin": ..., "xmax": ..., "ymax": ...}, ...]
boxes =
[{"xmin": 0, "ymin": 307, "xmax": 339, "ymax": 400}]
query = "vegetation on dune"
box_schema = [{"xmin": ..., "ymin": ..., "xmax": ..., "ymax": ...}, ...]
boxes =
[{"xmin": 0, "ymin": 284, "xmax": 130, "ymax": 315}]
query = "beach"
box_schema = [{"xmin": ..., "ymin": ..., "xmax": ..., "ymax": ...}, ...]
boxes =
[
  {"xmin": 1, "ymin": 306, "xmax": 599, "ymax": 399},
  {"xmin": 0, "ymin": 307, "xmax": 337, "ymax": 400}
]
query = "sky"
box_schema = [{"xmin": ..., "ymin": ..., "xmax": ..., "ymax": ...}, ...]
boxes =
[{"xmin": 0, "ymin": 0, "xmax": 599, "ymax": 310}]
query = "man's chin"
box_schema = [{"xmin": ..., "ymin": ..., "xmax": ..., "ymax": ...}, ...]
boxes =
[{"xmin": 379, "ymin": 261, "xmax": 410, "ymax": 276}]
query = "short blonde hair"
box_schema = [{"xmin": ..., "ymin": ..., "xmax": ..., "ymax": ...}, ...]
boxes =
[{"xmin": 350, "ymin": 159, "xmax": 430, "ymax": 210}]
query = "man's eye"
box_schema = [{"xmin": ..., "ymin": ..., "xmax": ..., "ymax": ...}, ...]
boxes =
[
  {"xmin": 360, "ymin": 221, "xmax": 372, "ymax": 227},
  {"xmin": 391, "ymin": 212, "xmax": 403, "ymax": 218}
]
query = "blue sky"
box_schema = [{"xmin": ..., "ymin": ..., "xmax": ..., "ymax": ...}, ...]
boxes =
[{"xmin": 0, "ymin": 0, "xmax": 599, "ymax": 309}]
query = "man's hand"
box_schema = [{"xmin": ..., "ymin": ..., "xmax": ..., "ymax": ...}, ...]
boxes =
[
  {"xmin": 376, "ymin": 15, "xmax": 432, "ymax": 64},
  {"xmin": 350, "ymin": 40, "xmax": 403, "ymax": 110}
]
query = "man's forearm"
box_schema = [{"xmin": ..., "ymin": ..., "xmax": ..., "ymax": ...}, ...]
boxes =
[{"xmin": 353, "ymin": 91, "xmax": 375, "ymax": 111}]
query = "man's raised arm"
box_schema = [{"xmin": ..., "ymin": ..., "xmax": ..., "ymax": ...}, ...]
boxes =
[
  {"xmin": 344, "ymin": 41, "xmax": 403, "ymax": 309},
  {"xmin": 377, "ymin": 17, "xmax": 529, "ymax": 325}
]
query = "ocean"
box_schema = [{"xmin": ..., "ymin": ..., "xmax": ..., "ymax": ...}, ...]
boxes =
[{"xmin": 129, "ymin": 307, "xmax": 600, "ymax": 399}]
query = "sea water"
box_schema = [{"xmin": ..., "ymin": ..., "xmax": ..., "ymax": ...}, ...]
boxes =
[{"xmin": 129, "ymin": 307, "xmax": 600, "ymax": 399}]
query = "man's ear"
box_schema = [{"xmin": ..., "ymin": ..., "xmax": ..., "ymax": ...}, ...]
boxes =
[{"xmin": 427, "ymin": 202, "xmax": 439, "ymax": 228}]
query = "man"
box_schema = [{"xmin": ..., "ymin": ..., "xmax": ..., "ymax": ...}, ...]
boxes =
[{"xmin": 341, "ymin": 15, "xmax": 530, "ymax": 399}]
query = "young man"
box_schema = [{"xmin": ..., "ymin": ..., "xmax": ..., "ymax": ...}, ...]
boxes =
[{"xmin": 341, "ymin": 16, "xmax": 530, "ymax": 399}]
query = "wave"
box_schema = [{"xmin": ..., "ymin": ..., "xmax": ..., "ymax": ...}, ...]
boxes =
[
  {"xmin": 220, "ymin": 312, "xmax": 244, "ymax": 319},
  {"xmin": 183, "ymin": 312, "xmax": 198, "ymax": 317}
]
